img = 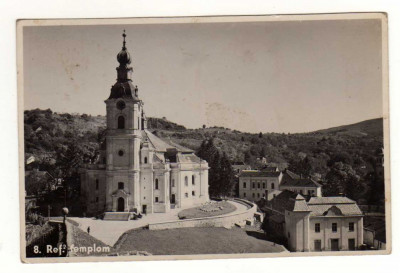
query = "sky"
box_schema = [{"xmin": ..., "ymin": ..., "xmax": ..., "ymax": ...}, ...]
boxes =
[{"xmin": 23, "ymin": 18, "xmax": 383, "ymax": 133}]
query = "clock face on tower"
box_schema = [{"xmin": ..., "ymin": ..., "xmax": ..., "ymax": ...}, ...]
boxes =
[{"xmin": 117, "ymin": 101, "xmax": 126, "ymax": 110}]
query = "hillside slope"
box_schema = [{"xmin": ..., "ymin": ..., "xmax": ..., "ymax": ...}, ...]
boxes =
[
  {"xmin": 316, "ymin": 118, "xmax": 383, "ymax": 137},
  {"xmin": 24, "ymin": 109, "xmax": 383, "ymax": 179}
]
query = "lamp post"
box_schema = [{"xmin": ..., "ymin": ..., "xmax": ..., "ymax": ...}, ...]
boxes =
[{"xmin": 62, "ymin": 207, "xmax": 69, "ymax": 224}]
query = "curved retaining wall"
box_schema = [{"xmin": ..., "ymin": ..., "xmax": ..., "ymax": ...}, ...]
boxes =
[{"xmin": 148, "ymin": 199, "xmax": 257, "ymax": 230}]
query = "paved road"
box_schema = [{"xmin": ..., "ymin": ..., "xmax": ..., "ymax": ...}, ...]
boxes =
[{"xmin": 70, "ymin": 200, "xmax": 249, "ymax": 247}]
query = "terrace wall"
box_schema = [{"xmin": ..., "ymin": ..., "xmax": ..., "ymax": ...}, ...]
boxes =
[{"xmin": 148, "ymin": 199, "xmax": 257, "ymax": 230}]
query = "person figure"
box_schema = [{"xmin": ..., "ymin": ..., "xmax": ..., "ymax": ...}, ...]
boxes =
[{"xmin": 87, "ymin": 226, "xmax": 90, "ymax": 234}]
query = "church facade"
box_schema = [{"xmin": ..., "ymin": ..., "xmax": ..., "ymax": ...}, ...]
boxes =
[{"xmin": 80, "ymin": 32, "xmax": 209, "ymax": 216}]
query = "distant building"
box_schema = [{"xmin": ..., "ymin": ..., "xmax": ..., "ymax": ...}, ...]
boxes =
[
  {"xmin": 238, "ymin": 170, "xmax": 283, "ymax": 201},
  {"xmin": 363, "ymin": 217, "xmax": 386, "ymax": 250},
  {"xmin": 280, "ymin": 170, "xmax": 322, "ymax": 197},
  {"xmin": 262, "ymin": 162, "xmax": 289, "ymax": 172},
  {"xmin": 238, "ymin": 169, "xmax": 322, "ymax": 202},
  {"xmin": 231, "ymin": 161, "xmax": 251, "ymax": 175},
  {"xmin": 262, "ymin": 190, "xmax": 364, "ymax": 252}
]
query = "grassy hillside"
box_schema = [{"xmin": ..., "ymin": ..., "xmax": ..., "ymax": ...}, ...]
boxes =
[{"xmin": 316, "ymin": 118, "xmax": 384, "ymax": 137}]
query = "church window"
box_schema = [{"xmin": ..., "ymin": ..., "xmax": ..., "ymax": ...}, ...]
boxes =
[
  {"xmin": 118, "ymin": 182, "xmax": 124, "ymax": 190},
  {"xmin": 155, "ymin": 197, "xmax": 159, "ymax": 203},
  {"xmin": 192, "ymin": 175, "xmax": 195, "ymax": 185},
  {"xmin": 118, "ymin": 116, "xmax": 125, "ymax": 129},
  {"xmin": 118, "ymin": 150, "xmax": 124, "ymax": 156},
  {"xmin": 271, "ymin": 183, "xmax": 275, "ymax": 189},
  {"xmin": 144, "ymin": 157, "xmax": 148, "ymax": 164},
  {"xmin": 332, "ymin": 223, "xmax": 338, "ymax": 233},
  {"xmin": 243, "ymin": 182, "xmax": 246, "ymax": 189},
  {"xmin": 315, "ymin": 223, "xmax": 320, "ymax": 233},
  {"xmin": 349, "ymin": 222, "xmax": 354, "ymax": 232},
  {"xmin": 155, "ymin": 179, "xmax": 159, "ymax": 190},
  {"xmin": 95, "ymin": 179, "xmax": 99, "ymax": 190},
  {"xmin": 192, "ymin": 191, "xmax": 195, "ymax": 196},
  {"xmin": 185, "ymin": 176, "xmax": 188, "ymax": 186}
]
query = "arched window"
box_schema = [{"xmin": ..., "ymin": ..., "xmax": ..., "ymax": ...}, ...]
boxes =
[
  {"xmin": 118, "ymin": 116, "xmax": 125, "ymax": 129},
  {"xmin": 271, "ymin": 183, "xmax": 275, "ymax": 190},
  {"xmin": 144, "ymin": 157, "xmax": 148, "ymax": 164},
  {"xmin": 185, "ymin": 176, "xmax": 188, "ymax": 186},
  {"xmin": 155, "ymin": 179, "xmax": 159, "ymax": 190},
  {"xmin": 192, "ymin": 175, "xmax": 195, "ymax": 185},
  {"xmin": 118, "ymin": 182, "xmax": 124, "ymax": 190}
]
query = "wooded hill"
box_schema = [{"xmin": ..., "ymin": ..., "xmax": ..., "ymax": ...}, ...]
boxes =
[{"xmin": 24, "ymin": 109, "xmax": 385, "ymax": 205}]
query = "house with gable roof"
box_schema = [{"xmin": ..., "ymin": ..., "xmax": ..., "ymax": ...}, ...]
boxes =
[{"xmin": 262, "ymin": 190, "xmax": 364, "ymax": 252}]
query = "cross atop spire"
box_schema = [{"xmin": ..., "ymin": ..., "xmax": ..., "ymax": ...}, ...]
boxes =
[{"xmin": 122, "ymin": 29, "xmax": 126, "ymax": 50}]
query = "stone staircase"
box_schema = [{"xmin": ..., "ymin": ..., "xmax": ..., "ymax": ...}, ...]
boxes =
[{"xmin": 103, "ymin": 212, "xmax": 131, "ymax": 221}]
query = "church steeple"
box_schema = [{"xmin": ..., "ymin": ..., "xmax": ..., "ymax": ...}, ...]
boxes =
[{"xmin": 108, "ymin": 30, "xmax": 139, "ymax": 100}]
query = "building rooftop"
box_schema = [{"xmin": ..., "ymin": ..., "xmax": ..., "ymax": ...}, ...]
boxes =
[
  {"xmin": 143, "ymin": 130, "xmax": 194, "ymax": 153},
  {"xmin": 308, "ymin": 196, "xmax": 355, "ymax": 204},
  {"xmin": 263, "ymin": 191, "xmax": 363, "ymax": 217},
  {"xmin": 281, "ymin": 177, "xmax": 322, "ymax": 188},
  {"xmin": 239, "ymin": 170, "xmax": 281, "ymax": 178},
  {"xmin": 280, "ymin": 170, "xmax": 322, "ymax": 188}
]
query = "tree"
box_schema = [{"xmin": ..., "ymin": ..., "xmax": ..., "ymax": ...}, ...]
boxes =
[
  {"xmin": 219, "ymin": 152, "xmax": 235, "ymax": 197},
  {"xmin": 288, "ymin": 157, "xmax": 312, "ymax": 178},
  {"xmin": 259, "ymin": 132, "xmax": 263, "ymax": 138},
  {"xmin": 25, "ymin": 170, "xmax": 52, "ymax": 196},
  {"xmin": 323, "ymin": 162, "xmax": 362, "ymax": 200},
  {"xmin": 196, "ymin": 139, "xmax": 234, "ymax": 197}
]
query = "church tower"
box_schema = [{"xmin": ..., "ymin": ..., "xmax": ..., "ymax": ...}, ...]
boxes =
[
  {"xmin": 80, "ymin": 30, "xmax": 209, "ymax": 217},
  {"xmin": 104, "ymin": 31, "xmax": 143, "ymax": 212}
]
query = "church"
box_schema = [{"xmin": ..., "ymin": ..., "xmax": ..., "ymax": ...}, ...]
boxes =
[{"xmin": 80, "ymin": 32, "xmax": 209, "ymax": 216}]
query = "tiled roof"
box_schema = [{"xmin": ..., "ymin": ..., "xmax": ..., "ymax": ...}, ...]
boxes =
[
  {"xmin": 262, "ymin": 190, "xmax": 301, "ymax": 214},
  {"xmin": 239, "ymin": 171, "xmax": 281, "ymax": 178},
  {"xmin": 264, "ymin": 191, "xmax": 363, "ymax": 217},
  {"xmin": 286, "ymin": 170, "xmax": 300, "ymax": 179},
  {"xmin": 280, "ymin": 177, "xmax": 322, "ymax": 188},
  {"xmin": 308, "ymin": 196, "xmax": 355, "ymax": 205},
  {"xmin": 307, "ymin": 204, "xmax": 363, "ymax": 216},
  {"xmin": 280, "ymin": 170, "xmax": 322, "ymax": 188},
  {"xmin": 143, "ymin": 130, "xmax": 193, "ymax": 153}
]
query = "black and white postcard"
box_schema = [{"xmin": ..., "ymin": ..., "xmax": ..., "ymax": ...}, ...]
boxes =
[{"xmin": 17, "ymin": 13, "xmax": 390, "ymax": 262}]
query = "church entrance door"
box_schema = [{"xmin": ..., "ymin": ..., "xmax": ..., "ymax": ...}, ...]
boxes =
[
  {"xmin": 117, "ymin": 197, "xmax": 125, "ymax": 212},
  {"xmin": 171, "ymin": 194, "xmax": 176, "ymax": 204}
]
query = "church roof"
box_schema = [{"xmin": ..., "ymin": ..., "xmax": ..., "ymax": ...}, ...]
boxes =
[
  {"xmin": 142, "ymin": 130, "xmax": 194, "ymax": 153},
  {"xmin": 108, "ymin": 81, "xmax": 138, "ymax": 100}
]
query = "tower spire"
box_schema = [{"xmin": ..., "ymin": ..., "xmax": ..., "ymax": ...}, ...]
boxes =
[
  {"xmin": 122, "ymin": 29, "xmax": 126, "ymax": 50},
  {"xmin": 108, "ymin": 30, "xmax": 138, "ymax": 100}
]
